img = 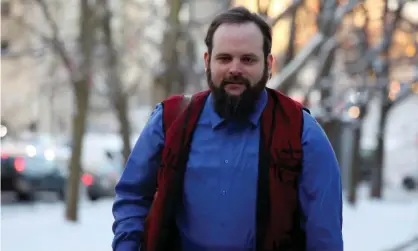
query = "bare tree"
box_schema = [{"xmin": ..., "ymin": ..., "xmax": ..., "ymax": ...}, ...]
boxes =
[
  {"xmin": 152, "ymin": 0, "xmax": 307, "ymax": 103},
  {"xmin": 33, "ymin": 0, "xmax": 97, "ymax": 221},
  {"xmin": 272, "ymin": 0, "xmax": 300, "ymax": 94},
  {"xmin": 97, "ymin": 0, "xmax": 132, "ymax": 164},
  {"xmin": 369, "ymin": 0, "xmax": 408, "ymax": 198},
  {"xmin": 345, "ymin": 27, "xmax": 371, "ymax": 205},
  {"xmin": 86, "ymin": 0, "xmax": 163, "ymax": 164},
  {"xmin": 268, "ymin": 0, "xmax": 359, "ymax": 93},
  {"xmin": 323, "ymin": 0, "xmax": 416, "ymax": 201},
  {"xmin": 152, "ymin": 0, "xmax": 184, "ymax": 105}
]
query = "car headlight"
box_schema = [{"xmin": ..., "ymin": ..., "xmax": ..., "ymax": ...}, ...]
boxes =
[{"xmin": 44, "ymin": 149, "xmax": 55, "ymax": 161}]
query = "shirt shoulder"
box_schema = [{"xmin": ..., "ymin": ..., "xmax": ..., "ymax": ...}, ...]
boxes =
[
  {"xmin": 301, "ymin": 110, "xmax": 327, "ymax": 144},
  {"xmin": 146, "ymin": 103, "xmax": 164, "ymax": 128},
  {"xmin": 139, "ymin": 103, "xmax": 164, "ymax": 143}
]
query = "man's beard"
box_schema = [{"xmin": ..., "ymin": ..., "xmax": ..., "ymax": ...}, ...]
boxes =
[{"xmin": 207, "ymin": 66, "xmax": 269, "ymax": 122}]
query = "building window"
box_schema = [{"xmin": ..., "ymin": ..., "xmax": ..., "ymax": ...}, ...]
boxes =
[
  {"xmin": 1, "ymin": 2, "xmax": 11, "ymax": 17},
  {"xmin": 1, "ymin": 40, "xmax": 10, "ymax": 54}
]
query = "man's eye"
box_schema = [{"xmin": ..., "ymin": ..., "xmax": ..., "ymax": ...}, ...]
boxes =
[
  {"xmin": 218, "ymin": 57, "xmax": 230, "ymax": 61},
  {"xmin": 242, "ymin": 58, "xmax": 255, "ymax": 63}
]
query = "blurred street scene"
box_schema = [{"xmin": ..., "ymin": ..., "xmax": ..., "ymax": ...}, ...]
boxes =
[{"xmin": 1, "ymin": 0, "xmax": 418, "ymax": 250}]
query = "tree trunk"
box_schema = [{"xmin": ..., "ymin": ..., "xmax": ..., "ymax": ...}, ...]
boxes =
[
  {"xmin": 321, "ymin": 118, "xmax": 340, "ymax": 146},
  {"xmin": 65, "ymin": 0, "xmax": 95, "ymax": 222},
  {"xmin": 347, "ymin": 103, "xmax": 368, "ymax": 205},
  {"xmin": 369, "ymin": 0, "xmax": 405, "ymax": 199},
  {"xmin": 152, "ymin": 0, "xmax": 182, "ymax": 105},
  {"xmin": 371, "ymin": 98, "xmax": 390, "ymax": 198},
  {"xmin": 115, "ymin": 96, "xmax": 131, "ymax": 164},
  {"xmin": 277, "ymin": 6, "xmax": 297, "ymax": 94},
  {"xmin": 101, "ymin": 0, "xmax": 132, "ymax": 165},
  {"xmin": 65, "ymin": 81, "xmax": 89, "ymax": 222},
  {"xmin": 153, "ymin": 75, "xmax": 171, "ymax": 105},
  {"xmin": 347, "ymin": 122, "xmax": 362, "ymax": 205}
]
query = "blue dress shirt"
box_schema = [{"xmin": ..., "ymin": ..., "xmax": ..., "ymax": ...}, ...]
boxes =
[{"xmin": 112, "ymin": 90, "xmax": 343, "ymax": 251}]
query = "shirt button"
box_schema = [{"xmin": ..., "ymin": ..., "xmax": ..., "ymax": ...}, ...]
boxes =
[
  {"xmin": 221, "ymin": 190, "xmax": 226, "ymax": 195},
  {"xmin": 224, "ymin": 160, "xmax": 228, "ymax": 164}
]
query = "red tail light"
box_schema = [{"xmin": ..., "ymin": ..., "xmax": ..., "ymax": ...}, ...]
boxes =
[
  {"xmin": 14, "ymin": 157, "xmax": 25, "ymax": 172},
  {"xmin": 81, "ymin": 173, "xmax": 93, "ymax": 186}
]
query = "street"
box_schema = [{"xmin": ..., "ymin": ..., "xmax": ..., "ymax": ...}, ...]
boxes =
[{"xmin": 1, "ymin": 186, "xmax": 418, "ymax": 251}]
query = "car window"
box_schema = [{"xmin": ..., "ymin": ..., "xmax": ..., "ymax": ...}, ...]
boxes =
[
  {"xmin": 1, "ymin": 157, "xmax": 13, "ymax": 169},
  {"xmin": 23, "ymin": 156, "xmax": 55, "ymax": 172}
]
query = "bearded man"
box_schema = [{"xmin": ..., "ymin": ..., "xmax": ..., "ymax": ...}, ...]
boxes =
[{"xmin": 112, "ymin": 6, "xmax": 343, "ymax": 251}]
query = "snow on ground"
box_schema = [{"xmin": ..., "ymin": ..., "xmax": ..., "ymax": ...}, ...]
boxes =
[
  {"xmin": 1, "ymin": 199, "xmax": 114, "ymax": 251},
  {"xmin": 1, "ymin": 187, "xmax": 417, "ymax": 251},
  {"xmin": 343, "ymin": 186, "xmax": 418, "ymax": 251}
]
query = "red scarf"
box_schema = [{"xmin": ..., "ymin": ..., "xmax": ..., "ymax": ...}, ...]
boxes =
[{"xmin": 143, "ymin": 88, "xmax": 306, "ymax": 251}]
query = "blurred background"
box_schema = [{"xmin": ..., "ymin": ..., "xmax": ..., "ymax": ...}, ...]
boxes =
[{"xmin": 1, "ymin": 0, "xmax": 417, "ymax": 250}]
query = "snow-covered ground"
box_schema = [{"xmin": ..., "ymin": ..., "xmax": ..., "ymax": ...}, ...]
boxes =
[
  {"xmin": 1, "ymin": 186, "xmax": 417, "ymax": 251},
  {"xmin": 343, "ymin": 186, "xmax": 418, "ymax": 251}
]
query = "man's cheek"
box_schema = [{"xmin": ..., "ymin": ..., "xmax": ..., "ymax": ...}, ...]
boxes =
[{"xmin": 211, "ymin": 74, "xmax": 222, "ymax": 86}]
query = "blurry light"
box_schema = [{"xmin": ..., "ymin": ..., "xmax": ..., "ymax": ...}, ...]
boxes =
[
  {"xmin": 81, "ymin": 174, "xmax": 93, "ymax": 186},
  {"xmin": 270, "ymin": 0, "xmax": 287, "ymax": 16},
  {"xmin": 44, "ymin": 149, "xmax": 55, "ymax": 161},
  {"xmin": 412, "ymin": 82, "xmax": 418, "ymax": 94},
  {"xmin": 388, "ymin": 91, "xmax": 397, "ymax": 101},
  {"xmin": 25, "ymin": 145, "xmax": 37, "ymax": 157},
  {"xmin": 405, "ymin": 45, "xmax": 416, "ymax": 57},
  {"xmin": 353, "ymin": 13, "xmax": 366, "ymax": 27},
  {"xmin": 348, "ymin": 106, "xmax": 360, "ymax": 119},
  {"xmin": 390, "ymin": 81, "xmax": 401, "ymax": 93},
  {"xmin": 234, "ymin": 0, "xmax": 257, "ymax": 12},
  {"xmin": 14, "ymin": 158, "xmax": 25, "ymax": 172},
  {"xmin": 0, "ymin": 125, "xmax": 7, "ymax": 138},
  {"xmin": 348, "ymin": 92, "xmax": 358, "ymax": 103}
]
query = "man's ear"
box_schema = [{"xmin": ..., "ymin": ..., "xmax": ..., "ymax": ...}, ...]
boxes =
[
  {"xmin": 267, "ymin": 54, "xmax": 273, "ymax": 78},
  {"xmin": 204, "ymin": 51, "xmax": 210, "ymax": 72}
]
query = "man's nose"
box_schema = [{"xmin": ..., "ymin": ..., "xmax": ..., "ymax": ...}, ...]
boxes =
[{"xmin": 228, "ymin": 59, "xmax": 243, "ymax": 76}]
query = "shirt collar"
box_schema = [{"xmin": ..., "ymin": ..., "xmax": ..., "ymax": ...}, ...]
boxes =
[{"xmin": 205, "ymin": 89, "xmax": 268, "ymax": 129}]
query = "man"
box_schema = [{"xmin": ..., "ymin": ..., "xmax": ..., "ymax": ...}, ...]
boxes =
[{"xmin": 112, "ymin": 6, "xmax": 343, "ymax": 251}]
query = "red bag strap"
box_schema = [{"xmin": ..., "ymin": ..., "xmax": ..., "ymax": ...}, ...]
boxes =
[{"xmin": 161, "ymin": 94, "xmax": 192, "ymax": 136}]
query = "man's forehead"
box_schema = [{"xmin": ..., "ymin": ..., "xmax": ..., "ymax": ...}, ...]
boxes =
[{"xmin": 212, "ymin": 22, "xmax": 264, "ymax": 55}]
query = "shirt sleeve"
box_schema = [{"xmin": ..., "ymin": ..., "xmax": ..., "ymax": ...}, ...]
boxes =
[
  {"xmin": 112, "ymin": 104, "xmax": 165, "ymax": 251},
  {"xmin": 299, "ymin": 111, "xmax": 344, "ymax": 251}
]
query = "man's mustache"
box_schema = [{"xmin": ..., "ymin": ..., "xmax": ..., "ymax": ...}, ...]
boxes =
[{"xmin": 221, "ymin": 76, "xmax": 250, "ymax": 86}]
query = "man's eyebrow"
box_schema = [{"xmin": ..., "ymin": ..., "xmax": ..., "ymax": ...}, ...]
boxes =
[
  {"xmin": 241, "ymin": 53, "xmax": 258, "ymax": 58},
  {"xmin": 214, "ymin": 53, "xmax": 259, "ymax": 58},
  {"xmin": 214, "ymin": 53, "xmax": 231, "ymax": 57}
]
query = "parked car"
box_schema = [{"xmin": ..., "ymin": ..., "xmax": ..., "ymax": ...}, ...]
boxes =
[
  {"xmin": 402, "ymin": 175, "xmax": 417, "ymax": 191},
  {"xmin": 82, "ymin": 151, "xmax": 123, "ymax": 201},
  {"xmin": 1, "ymin": 153, "xmax": 67, "ymax": 201}
]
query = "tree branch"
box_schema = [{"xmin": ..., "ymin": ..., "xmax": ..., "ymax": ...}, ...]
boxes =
[
  {"xmin": 267, "ymin": 0, "xmax": 361, "ymax": 90},
  {"xmin": 302, "ymin": 37, "xmax": 339, "ymax": 104},
  {"xmin": 33, "ymin": 0, "xmax": 75, "ymax": 80},
  {"xmin": 257, "ymin": 0, "xmax": 273, "ymax": 17},
  {"xmin": 352, "ymin": 0, "xmax": 407, "ymax": 75},
  {"xmin": 267, "ymin": 33, "xmax": 324, "ymax": 89},
  {"xmin": 269, "ymin": 0, "xmax": 304, "ymax": 26}
]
